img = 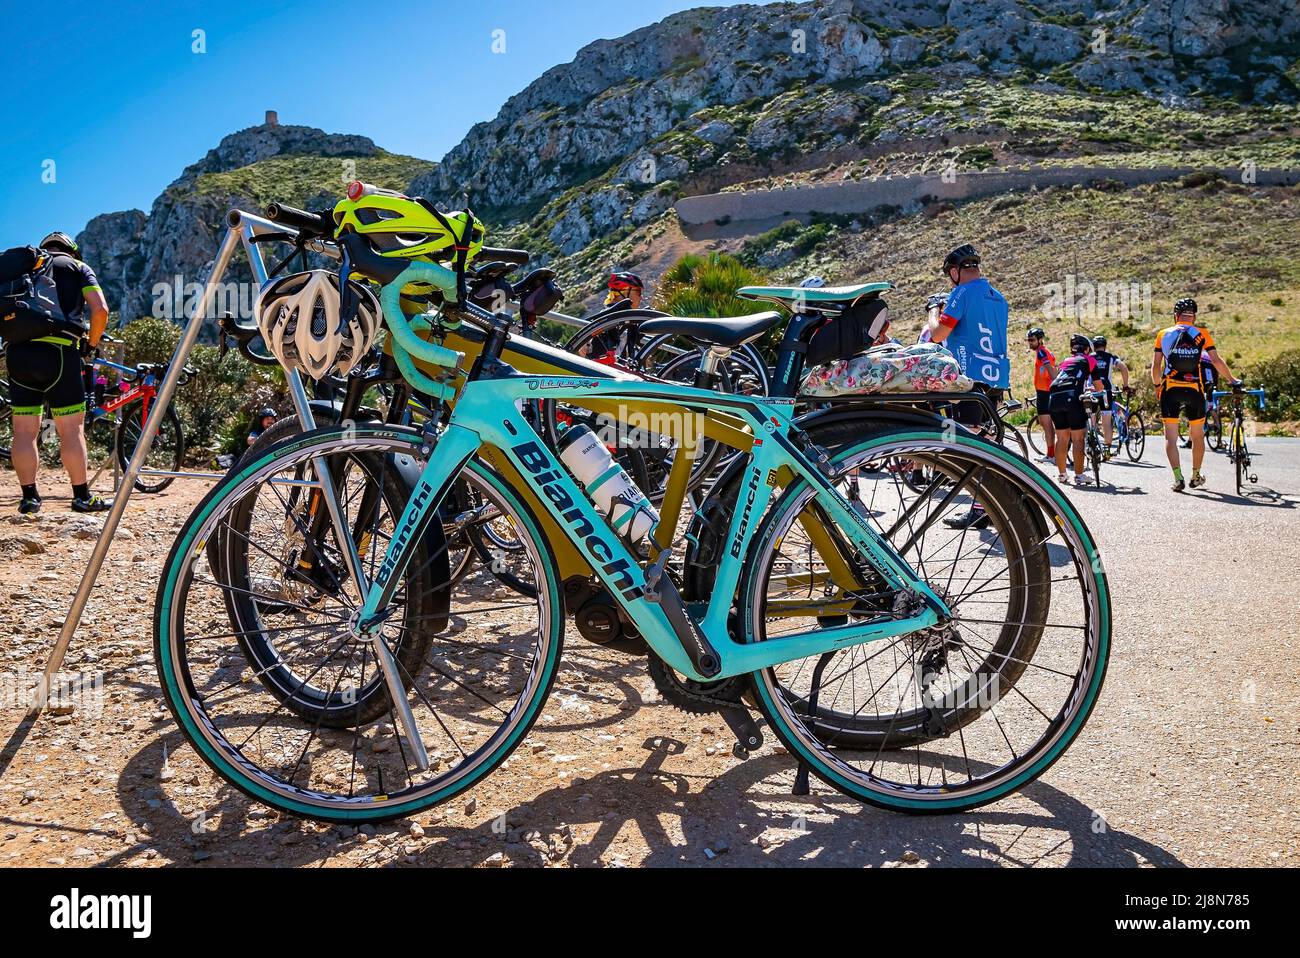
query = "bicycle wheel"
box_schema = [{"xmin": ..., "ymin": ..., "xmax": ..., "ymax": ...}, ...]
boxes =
[
  {"xmin": 1090, "ymin": 432, "xmax": 1102, "ymax": 487},
  {"xmin": 1124, "ymin": 411, "xmax": 1145, "ymax": 461},
  {"xmin": 155, "ymin": 425, "xmax": 564, "ymax": 822},
  {"xmin": 1024, "ymin": 410, "xmax": 1043, "ymax": 456},
  {"xmin": 1206, "ymin": 409, "xmax": 1223, "ymax": 452},
  {"xmin": 1232, "ymin": 424, "xmax": 1245, "ymax": 494},
  {"xmin": 117, "ymin": 401, "xmax": 183, "ymax": 492},
  {"xmin": 739, "ymin": 425, "xmax": 1109, "ymax": 813}
]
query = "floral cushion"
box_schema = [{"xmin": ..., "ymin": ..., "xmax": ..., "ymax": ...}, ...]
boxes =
[{"xmin": 800, "ymin": 342, "xmax": 974, "ymax": 397}]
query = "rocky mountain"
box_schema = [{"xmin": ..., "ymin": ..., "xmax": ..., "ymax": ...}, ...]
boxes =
[
  {"xmin": 78, "ymin": 121, "xmax": 433, "ymax": 319},
  {"xmin": 77, "ymin": 0, "xmax": 1298, "ymax": 320}
]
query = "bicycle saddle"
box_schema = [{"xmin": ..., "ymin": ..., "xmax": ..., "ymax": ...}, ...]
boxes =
[
  {"xmin": 737, "ymin": 281, "xmax": 893, "ymax": 309},
  {"xmin": 638, "ymin": 311, "xmax": 782, "ymax": 348}
]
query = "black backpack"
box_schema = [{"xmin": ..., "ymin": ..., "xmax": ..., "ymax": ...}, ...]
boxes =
[
  {"xmin": 0, "ymin": 246, "xmax": 84, "ymax": 345},
  {"xmin": 1165, "ymin": 326, "xmax": 1202, "ymax": 376}
]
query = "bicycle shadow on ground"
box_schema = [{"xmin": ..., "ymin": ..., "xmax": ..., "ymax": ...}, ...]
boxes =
[
  {"xmin": 1183, "ymin": 486, "xmax": 1294, "ymax": 508},
  {"xmin": 103, "ymin": 726, "xmax": 1183, "ymax": 869},
  {"xmin": 398, "ymin": 737, "xmax": 1185, "ymax": 869}
]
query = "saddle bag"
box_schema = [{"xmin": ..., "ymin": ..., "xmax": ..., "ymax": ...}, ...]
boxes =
[{"xmin": 805, "ymin": 295, "xmax": 890, "ymax": 367}]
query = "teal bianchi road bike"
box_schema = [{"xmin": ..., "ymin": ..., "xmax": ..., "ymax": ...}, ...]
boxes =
[{"xmin": 154, "ymin": 259, "xmax": 1111, "ymax": 822}]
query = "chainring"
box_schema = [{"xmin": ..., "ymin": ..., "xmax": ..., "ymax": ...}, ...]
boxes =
[{"xmin": 646, "ymin": 653, "xmax": 748, "ymax": 715}]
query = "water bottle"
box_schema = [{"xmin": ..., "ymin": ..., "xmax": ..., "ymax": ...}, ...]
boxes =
[{"xmin": 557, "ymin": 425, "xmax": 659, "ymax": 544}]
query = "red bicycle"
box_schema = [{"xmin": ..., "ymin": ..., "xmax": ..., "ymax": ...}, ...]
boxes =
[{"xmin": 0, "ymin": 344, "xmax": 192, "ymax": 493}]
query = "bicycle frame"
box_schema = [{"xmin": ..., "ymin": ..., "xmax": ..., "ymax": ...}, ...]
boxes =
[
  {"xmin": 91, "ymin": 359, "xmax": 157, "ymax": 423},
  {"xmin": 352, "ymin": 368, "xmax": 952, "ymax": 684}
]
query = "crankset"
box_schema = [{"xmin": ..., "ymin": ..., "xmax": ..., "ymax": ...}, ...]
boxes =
[{"xmin": 646, "ymin": 654, "xmax": 763, "ymax": 758}]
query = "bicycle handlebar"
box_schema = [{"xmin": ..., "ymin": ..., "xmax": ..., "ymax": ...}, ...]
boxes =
[
  {"xmin": 378, "ymin": 262, "xmax": 467, "ymax": 402},
  {"xmin": 265, "ymin": 202, "xmax": 333, "ymax": 239},
  {"xmin": 479, "ymin": 247, "xmax": 529, "ymax": 266},
  {"xmin": 1212, "ymin": 387, "xmax": 1265, "ymax": 406}
]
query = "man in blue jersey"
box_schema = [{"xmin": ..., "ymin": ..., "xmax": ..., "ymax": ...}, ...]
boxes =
[{"xmin": 925, "ymin": 243, "xmax": 1011, "ymax": 529}]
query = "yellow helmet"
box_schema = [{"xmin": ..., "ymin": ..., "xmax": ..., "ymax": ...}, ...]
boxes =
[{"xmin": 332, "ymin": 181, "xmax": 485, "ymax": 264}]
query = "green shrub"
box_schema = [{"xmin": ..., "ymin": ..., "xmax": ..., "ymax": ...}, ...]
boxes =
[
  {"xmin": 118, "ymin": 316, "xmax": 284, "ymax": 460},
  {"xmin": 657, "ymin": 253, "xmax": 772, "ymax": 319},
  {"xmin": 1246, "ymin": 348, "xmax": 1300, "ymax": 421}
]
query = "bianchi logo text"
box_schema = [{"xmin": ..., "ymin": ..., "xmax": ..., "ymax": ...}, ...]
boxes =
[
  {"xmin": 375, "ymin": 480, "xmax": 433, "ymax": 588},
  {"xmin": 513, "ymin": 440, "xmax": 643, "ymax": 601},
  {"xmin": 50, "ymin": 888, "xmax": 151, "ymax": 938},
  {"xmin": 729, "ymin": 468, "xmax": 762, "ymax": 559}
]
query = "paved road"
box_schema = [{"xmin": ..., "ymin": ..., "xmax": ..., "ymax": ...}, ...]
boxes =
[{"xmin": 0, "ymin": 439, "xmax": 1295, "ymax": 868}]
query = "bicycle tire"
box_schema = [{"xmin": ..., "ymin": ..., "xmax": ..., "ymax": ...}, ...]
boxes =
[
  {"xmin": 116, "ymin": 402, "xmax": 183, "ymax": 493},
  {"xmin": 1233, "ymin": 423, "xmax": 1245, "ymax": 495},
  {"xmin": 1024, "ymin": 412, "xmax": 1043, "ymax": 456},
  {"xmin": 1206, "ymin": 408, "xmax": 1223, "ymax": 452},
  {"xmin": 1124, "ymin": 411, "xmax": 1145, "ymax": 461}
]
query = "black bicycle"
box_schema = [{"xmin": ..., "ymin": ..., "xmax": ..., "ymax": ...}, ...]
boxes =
[
  {"xmin": 1213, "ymin": 386, "xmax": 1266, "ymax": 495},
  {"xmin": 1081, "ymin": 394, "xmax": 1105, "ymax": 487}
]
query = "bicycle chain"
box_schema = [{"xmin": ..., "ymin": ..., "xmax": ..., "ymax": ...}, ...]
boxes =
[{"xmin": 646, "ymin": 653, "xmax": 748, "ymax": 714}]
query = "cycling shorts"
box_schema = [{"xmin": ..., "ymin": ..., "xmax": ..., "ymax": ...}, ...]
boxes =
[
  {"xmin": 1047, "ymin": 392, "xmax": 1087, "ymax": 431},
  {"xmin": 1035, "ymin": 389, "xmax": 1051, "ymax": 414},
  {"xmin": 1160, "ymin": 385, "xmax": 1206, "ymax": 424},
  {"xmin": 6, "ymin": 339, "xmax": 86, "ymax": 417}
]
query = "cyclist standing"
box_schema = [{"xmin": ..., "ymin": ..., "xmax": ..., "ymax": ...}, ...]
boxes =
[
  {"xmin": 1090, "ymin": 334, "xmax": 1131, "ymax": 459},
  {"xmin": 1027, "ymin": 326, "xmax": 1057, "ymax": 461},
  {"xmin": 926, "ymin": 243, "xmax": 1010, "ymax": 528},
  {"xmin": 7, "ymin": 232, "xmax": 112, "ymax": 515},
  {"xmin": 1152, "ymin": 297, "xmax": 1238, "ymax": 491},
  {"xmin": 1046, "ymin": 335, "xmax": 1106, "ymax": 485}
]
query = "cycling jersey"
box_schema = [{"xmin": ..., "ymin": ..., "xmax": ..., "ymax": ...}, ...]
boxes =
[
  {"xmin": 1092, "ymin": 350, "xmax": 1120, "ymax": 388},
  {"xmin": 1048, "ymin": 353, "xmax": 1102, "ymax": 399},
  {"xmin": 1154, "ymin": 322, "xmax": 1214, "ymax": 390},
  {"xmin": 937, "ymin": 278, "xmax": 1010, "ymax": 389},
  {"xmin": 1032, "ymin": 345, "xmax": 1057, "ymax": 391}
]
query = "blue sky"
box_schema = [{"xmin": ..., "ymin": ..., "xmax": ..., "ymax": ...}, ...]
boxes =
[{"xmin": 1, "ymin": 0, "xmax": 746, "ymax": 251}]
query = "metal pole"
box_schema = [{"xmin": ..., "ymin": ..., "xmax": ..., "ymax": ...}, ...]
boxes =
[{"xmin": 38, "ymin": 226, "xmax": 244, "ymax": 704}]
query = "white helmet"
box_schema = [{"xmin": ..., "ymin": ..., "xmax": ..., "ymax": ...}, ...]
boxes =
[{"xmin": 255, "ymin": 270, "xmax": 380, "ymax": 380}]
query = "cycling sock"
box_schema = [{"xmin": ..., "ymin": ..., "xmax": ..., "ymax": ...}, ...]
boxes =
[
  {"xmin": 1172, "ymin": 467, "xmax": 1183, "ymax": 481},
  {"xmin": 21, "ymin": 484, "xmax": 40, "ymax": 501},
  {"xmin": 72, "ymin": 483, "xmax": 91, "ymax": 501}
]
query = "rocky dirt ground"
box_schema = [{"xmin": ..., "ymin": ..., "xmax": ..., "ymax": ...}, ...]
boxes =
[{"xmin": 0, "ymin": 436, "xmax": 1297, "ymax": 869}]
